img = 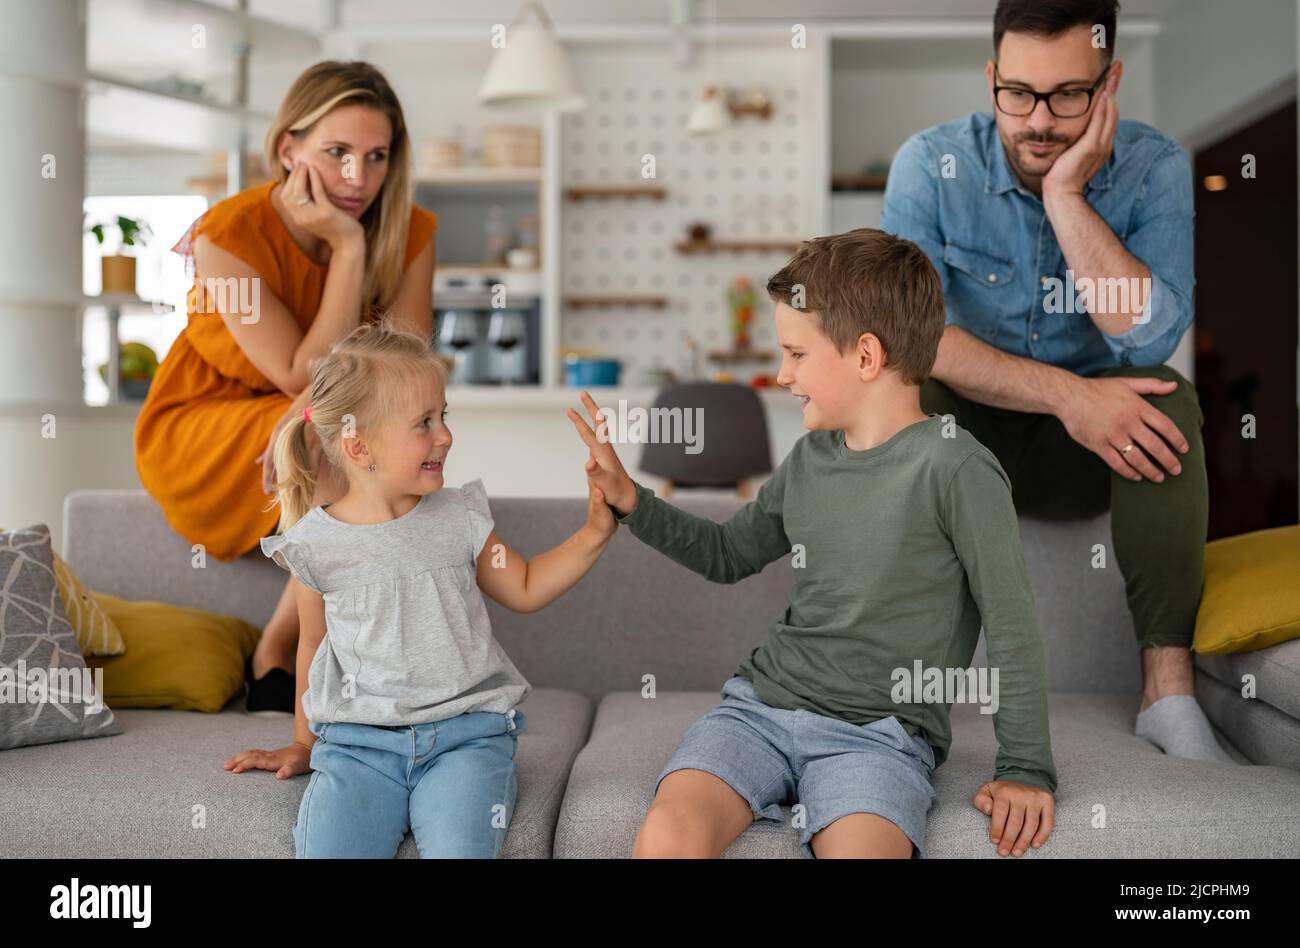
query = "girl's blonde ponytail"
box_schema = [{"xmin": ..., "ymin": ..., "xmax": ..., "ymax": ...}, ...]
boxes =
[{"xmin": 268, "ymin": 413, "xmax": 319, "ymax": 533}]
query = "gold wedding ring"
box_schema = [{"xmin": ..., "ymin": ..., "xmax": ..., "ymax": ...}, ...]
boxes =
[{"xmin": 296, "ymin": 197, "xmax": 312, "ymax": 206}]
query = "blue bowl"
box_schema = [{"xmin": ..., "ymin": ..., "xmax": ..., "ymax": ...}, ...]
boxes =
[{"xmin": 565, "ymin": 358, "xmax": 622, "ymax": 386}]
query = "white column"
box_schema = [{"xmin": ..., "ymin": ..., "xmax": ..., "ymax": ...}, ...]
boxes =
[{"xmin": 0, "ymin": 0, "xmax": 86, "ymax": 405}]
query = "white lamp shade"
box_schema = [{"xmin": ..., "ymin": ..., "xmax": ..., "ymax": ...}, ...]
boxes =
[
  {"xmin": 478, "ymin": 17, "xmax": 586, "ymax": 113},
  {"xmin": 687, "ymin": 88, "xmax": 730, "ymax": 135}
]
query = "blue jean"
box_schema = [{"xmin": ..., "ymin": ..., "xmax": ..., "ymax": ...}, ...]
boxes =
[{"xmin": 294, "ymin": 708, "xmax": 526, "ymax": 858}]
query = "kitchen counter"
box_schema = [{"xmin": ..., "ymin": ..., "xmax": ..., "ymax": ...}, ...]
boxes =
[
  {"xmin": 442, "ymin": 384, "xmax": 801, "ymax": 409},
  {"xmin": 0, "ymin": 384, "xmax": 802, "ymax": 417}
]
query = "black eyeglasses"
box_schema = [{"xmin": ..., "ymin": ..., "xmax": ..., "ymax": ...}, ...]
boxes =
[{"xmin": 993, "ymin": 64, "xmax": 1111, "ymax": 118}]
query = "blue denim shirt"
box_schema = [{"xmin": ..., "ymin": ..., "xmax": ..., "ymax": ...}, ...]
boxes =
[{"xmin": 880, "ymin": 112, "xmax": 1194, "ymax": 375}]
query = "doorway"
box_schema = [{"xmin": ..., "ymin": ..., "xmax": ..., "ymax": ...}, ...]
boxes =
[{"xmin": 1193, "ymin": 99, "xmax": 1299, "ymax": 539}]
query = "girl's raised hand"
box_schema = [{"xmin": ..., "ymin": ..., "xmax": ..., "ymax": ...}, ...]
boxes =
[
  {"xmin": 584, "ymin": 471, "xmax": 617, "ymax": 540},
  {"xmin": 567, "ymin": 390, "xmax": 637, "ymax": 515}
]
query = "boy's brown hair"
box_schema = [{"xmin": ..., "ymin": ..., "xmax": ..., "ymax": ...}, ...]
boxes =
[{"xmin": 765, "ymin": 227, "xmax": 945, "ymax": 385}]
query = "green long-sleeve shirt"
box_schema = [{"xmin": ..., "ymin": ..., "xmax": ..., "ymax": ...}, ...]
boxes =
[{"xmin": 614, "ymin": 414, "xmax": 1058, "ymax": 793}]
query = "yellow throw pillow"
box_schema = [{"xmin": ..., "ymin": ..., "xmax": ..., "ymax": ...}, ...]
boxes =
[
  {"xmin": 1, "ymin": 528, "xmax": 125, "ymax": 657},
  {"xmin": 53, "ymin": 553, "xmax": 126, "ymax": 656},
  {"xmin": 1194, "ymin": 524, "xmax": 1300, "ymax": 655},
  {"xmin": 85, "ymin": 592, "xmax": 261, "ymax": 712}
]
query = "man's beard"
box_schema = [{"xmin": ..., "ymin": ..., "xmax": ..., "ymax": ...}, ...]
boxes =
[{"xmin": 1000, "ymin": 128, "xmax": 1073, "ymax": 180}]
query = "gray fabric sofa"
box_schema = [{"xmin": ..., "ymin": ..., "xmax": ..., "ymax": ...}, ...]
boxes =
[{"xmin": 4, "ymin": 489, "xmax": 1298, "ymax": 857}]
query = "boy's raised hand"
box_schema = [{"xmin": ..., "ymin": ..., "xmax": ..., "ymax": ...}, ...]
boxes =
[
  {"xmin": 973, "ymin": 780, "xmax": 1055, "ymax": 857},
  {"xmin": 567, "ymin": 390, "xmax": 638, "ymax": 515}
]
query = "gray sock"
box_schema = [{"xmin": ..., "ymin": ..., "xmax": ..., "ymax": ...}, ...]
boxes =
[{"xmin": 1135, "ymin": 694, "xmax": 1238, "ymax": 764}]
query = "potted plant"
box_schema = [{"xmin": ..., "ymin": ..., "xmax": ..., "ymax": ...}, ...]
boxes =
[{"xmin": 87, "ymin": 215, "xmax": 153, "ymax": 295}]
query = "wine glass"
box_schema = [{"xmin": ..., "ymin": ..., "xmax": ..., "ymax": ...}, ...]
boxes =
[
  {"xmin": 488, "ymin": 311, "xmax": 526, "ymax": 386},
  {"xmin": 438, "ymin": 310, "xmax": 476, "ymax": 383}
]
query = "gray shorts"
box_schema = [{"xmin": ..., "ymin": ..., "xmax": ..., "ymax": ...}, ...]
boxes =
[{"xmin": 656, "ymin": 675, "xmax": 938, "ymax": 858}]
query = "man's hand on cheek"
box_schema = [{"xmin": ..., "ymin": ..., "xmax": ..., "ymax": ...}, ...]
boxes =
[{"xmin": 1044, "ymin": 72, "xmax": 1119, "ymax": 201}]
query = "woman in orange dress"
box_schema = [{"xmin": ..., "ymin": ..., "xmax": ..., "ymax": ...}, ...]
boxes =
[{"xmin": 134, "ymin": 61, "xmax": 437, "ymax": 712}]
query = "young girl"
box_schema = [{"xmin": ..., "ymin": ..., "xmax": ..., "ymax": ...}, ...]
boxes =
[{"xmin": 223, "ymin": 320, "xmax": 616, "ymax": 858}]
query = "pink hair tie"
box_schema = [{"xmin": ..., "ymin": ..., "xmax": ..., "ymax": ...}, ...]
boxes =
[{"xmin": 303, "ymin": 406, "xmax": 313, "ymax": 423}]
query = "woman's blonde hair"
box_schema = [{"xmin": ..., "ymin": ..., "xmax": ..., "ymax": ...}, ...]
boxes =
[
  {"xmin": 266, "ymin": 317, "xmax": 450, "ymax": 532},
  {"xmin": 264, "ymin": 60, "xmax": 414, "ymax": 318}
]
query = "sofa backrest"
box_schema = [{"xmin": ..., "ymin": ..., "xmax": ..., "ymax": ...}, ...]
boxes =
[{"xmin": 62, "ymin": 489, "xmax": 1141, "ymax": 698}]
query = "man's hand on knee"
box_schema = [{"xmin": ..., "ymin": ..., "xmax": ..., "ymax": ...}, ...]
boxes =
[{"xmin": 1058, "ymin": 374, "xmax": 1188, "ymax": 482}]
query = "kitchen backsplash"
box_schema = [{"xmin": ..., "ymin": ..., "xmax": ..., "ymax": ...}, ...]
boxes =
[{"xmin": 559, "ymin": 42, "xmax": 823, "ymax": 384}]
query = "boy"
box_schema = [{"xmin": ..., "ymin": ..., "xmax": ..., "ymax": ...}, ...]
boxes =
[{"xmin": 567, "ymin": 227, "xmax": 1057, "ymax": 859}]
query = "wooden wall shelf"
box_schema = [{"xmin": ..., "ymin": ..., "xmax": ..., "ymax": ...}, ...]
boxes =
[
  {"xmin": 566, "ymin": 296, "xmax": 668, "ymax": 309},
  {"xmin": 417, "ymin": 166, "xmax": 542, "ymax": 186},
  {"xmin": 707, "ymin": 349, "xmax": 775, "ymax": 363},
  {"xmin": 439, "ymin": 264, "xmax": 541, "ymax": 276},
  {"xmin": 565, "ymin": 185, "xmax": 667, "ymax": 201},
  {"xmin": 675, "ymin": 239, "xmax": 803, "ymax": 255},
  {"xmin": 831, "ymin": 173, "xmax": 889, "ymax": 192}
]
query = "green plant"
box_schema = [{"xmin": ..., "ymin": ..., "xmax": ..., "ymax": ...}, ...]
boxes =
[{"xmin": 86, "ymin": 215, "xmax": 153, "ymax": 252}]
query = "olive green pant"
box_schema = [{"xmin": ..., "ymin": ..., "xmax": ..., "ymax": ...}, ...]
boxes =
[{"xmin": 919, "ymin": 364, "xmax": 1207, "ymax": 650}]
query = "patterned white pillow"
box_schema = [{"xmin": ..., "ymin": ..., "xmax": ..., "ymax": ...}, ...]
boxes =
[{"xmin": 0, "ymin": 524, "xmax": 121, "ymax": 750}]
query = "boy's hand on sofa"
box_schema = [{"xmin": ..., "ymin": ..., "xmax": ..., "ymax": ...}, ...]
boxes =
[
  {"xmin": 567, "ymin": 390, "xmax": 637, "ymax": 515},
  {"xmin": 223, "ymin": 743, "xmax": 312, "ymax": 780},
  {"xmin": 972, "ymin": 780, "xmax": 1055, "ymax": 857}
]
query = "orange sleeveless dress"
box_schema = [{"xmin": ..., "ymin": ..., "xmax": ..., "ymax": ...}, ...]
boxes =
[{"xmin": 133, "ymin": 180, "xmax": 437, "ymax": 562}]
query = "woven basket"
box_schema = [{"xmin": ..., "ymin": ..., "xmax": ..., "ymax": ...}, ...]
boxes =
[
  {"xmin": 419, "ymin": 140, "xmax": 464, "ymax": 170},
  {"xmin": 483, "ymin": 126, "xmax": 541, "ymax": 168}
]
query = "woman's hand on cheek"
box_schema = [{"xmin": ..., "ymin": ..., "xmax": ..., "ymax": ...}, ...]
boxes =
[{"xmin": 283, "ymin": 160, "xmax": 364, "ymax": 250}]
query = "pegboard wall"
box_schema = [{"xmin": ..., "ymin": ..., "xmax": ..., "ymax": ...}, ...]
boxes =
[{"xmin": 559, "ymin": 43, "xmax": 823, "ymax": 382}]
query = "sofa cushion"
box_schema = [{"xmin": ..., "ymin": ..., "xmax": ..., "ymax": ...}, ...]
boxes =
[
  {"xmin": 87, "ymin": 592, "xmax": 260, "ymax": 712},
  {"xmin": 1197, "ymin": 638, "xmax": 1300, "ymax": 723},
  {"xmin": 0, "ymin": 524, "xmax": 121, "ymax": 750},
  {"xmin": 1, "ymin": 523, "xmax": 125, "ymax": 655},
  {"xmin": 56, "ymin": 548, "xmax": 127, "ymax": 656},
  {"xmin": 555, "ymin": 689, "xmax": 1300, "ymax": 858},
  {"xmin": 1195, "ymin": 524, "xmax": 1300, "ymax": 655},
  {"xmin": 0, "ymin": 688, "xmax": 592, "ymax": 858},
  {"xmin": 1195, "ymin": 667, "xmax": 1300, "ymax": 769}
]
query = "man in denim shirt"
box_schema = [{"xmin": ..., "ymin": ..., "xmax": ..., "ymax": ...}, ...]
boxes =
[{"xmin": 881, "ymin": 0, "xmax": 1232, "ymax": 764}]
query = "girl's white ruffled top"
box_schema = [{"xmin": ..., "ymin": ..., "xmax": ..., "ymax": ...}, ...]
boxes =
[{"xmin": 261, "ymin": 479, "xmax": 530, "ymax": 725}]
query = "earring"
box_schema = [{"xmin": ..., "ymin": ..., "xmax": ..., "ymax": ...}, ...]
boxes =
[{"xmin": 368, "ymin": 462, "xmax": 376, "ymax": 472}]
